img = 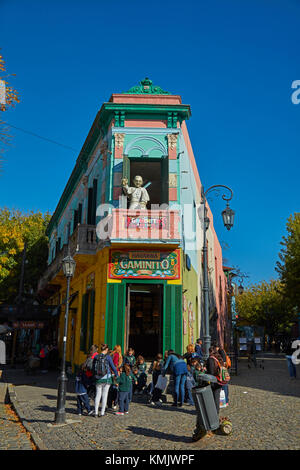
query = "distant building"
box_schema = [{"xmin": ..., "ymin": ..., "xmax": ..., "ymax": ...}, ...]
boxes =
[{"xmin": 38, "ymin": 78, "xmax": 228, "ymax": 368}]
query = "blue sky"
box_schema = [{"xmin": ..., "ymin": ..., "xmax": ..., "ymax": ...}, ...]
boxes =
[{"xmin": 1, "ymin": 0, "xmax": 300, "ymax": 286}]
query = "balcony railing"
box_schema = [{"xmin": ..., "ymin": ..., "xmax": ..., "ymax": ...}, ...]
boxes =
[
  {"xmin": 38, "ymin": 224, "xmax": 97, "ymax": 292},
  {"xmin": 99, "ymin": 209, "xmax": 181, "ymax": 244}
]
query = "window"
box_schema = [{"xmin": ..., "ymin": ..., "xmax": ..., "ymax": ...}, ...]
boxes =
[
  {"xmin": 87, "ymin": 179, "xmax": 98, "ymax": 224},
  {"xmin": 123, "ymin": 157, "xmax": 169, "ymax": 208},
  {"xmin": 80, "ymin": 290, "xmax": 95, "ymax": 353}
]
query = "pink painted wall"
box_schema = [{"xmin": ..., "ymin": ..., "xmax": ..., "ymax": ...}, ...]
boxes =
[
  {"xmin": 124, "ymin": 120, "xmax": 167, "ymax": 128},
  {"xmin": 110, "ymin": 93, "xmax": 182, "ymax": 106},
  {"xmin": 181, "ymin": 120, "xmax": 228, "ymax": 348}
]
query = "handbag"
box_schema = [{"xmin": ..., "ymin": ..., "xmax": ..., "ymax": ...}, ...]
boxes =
[{"xmin": 155, "ymin": 374, "xmax": 168, "ymax": 391}]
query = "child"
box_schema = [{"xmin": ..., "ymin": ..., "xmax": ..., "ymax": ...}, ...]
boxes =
[
  {"xmin": 115, "ymin": 364, "xmax": 133, "ymax": 415},
  {"xmin": 123, "ymin": 348, "xmax": 136, "ymax": 369},
  {"xmin": 149, "ymin": 353, "xmax": 165, "ymax": 405},
  {"xmin": 193, "ymin": 361, "xmax": 207, "ymax": 385},
  {"xmin": 75, "ymin": 364, "xmax": 93, "ymax": 416},
  {"xmin": 123, "ymin": 348, "xmax": 136, "ymax": 401},
  {"xmin": 131, "ymin": 366, "xmax": 139, "ymax": 398},
  {"xmin": 136, "ymin": 355, "xmax": 147, "ymax": 394}
]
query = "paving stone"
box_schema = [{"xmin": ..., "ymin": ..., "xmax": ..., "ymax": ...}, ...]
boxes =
[{"xmin": 1, "ymin": 356, "xmax": 300, "ymax": 450}]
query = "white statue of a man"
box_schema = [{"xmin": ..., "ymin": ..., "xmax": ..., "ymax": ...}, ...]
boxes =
[{"xmin": 122, "ymin": 175, "xmax": 150, "ymax": 209}]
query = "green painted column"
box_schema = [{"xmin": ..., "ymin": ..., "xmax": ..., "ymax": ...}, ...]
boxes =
[
  {"xmin": 163, "ymin": 284, "xmax": 182, "ymax": 354},
  {"xmin": 104, "ymin": 283, "xmax": 126, "ymax": 349}
]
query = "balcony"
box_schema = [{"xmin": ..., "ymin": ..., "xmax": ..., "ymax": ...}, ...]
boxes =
[
  {"xmin": 38, "ymin": 224, "xmax": 97, "ymax": 293},
  {"xmin": 99, "ymin": 209, "xmax": 181, "ymax": 245}
]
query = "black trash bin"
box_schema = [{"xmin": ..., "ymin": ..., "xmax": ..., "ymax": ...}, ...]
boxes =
[{"xmin": 191, "ymin": 373, "xmax": 220, "ymax": 440}]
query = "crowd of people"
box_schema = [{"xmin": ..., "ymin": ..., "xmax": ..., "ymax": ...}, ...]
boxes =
[{"xmin": 74, "ymin": 339, "xmax": 232, "ymax": 418}]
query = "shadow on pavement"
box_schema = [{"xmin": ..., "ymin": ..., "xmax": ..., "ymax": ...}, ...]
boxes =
[
  {"xmin": 127, "ymin": 425, "xmax": 193, "ymax": 444},
  {"xmin": 141, "ymin": 403, "xmax": 197, "ymax": 416}
]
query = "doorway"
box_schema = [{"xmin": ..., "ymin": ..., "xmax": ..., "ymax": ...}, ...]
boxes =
[{"xmin": 125, "ymin": 284, "xmax": 163, "ymax": 359}]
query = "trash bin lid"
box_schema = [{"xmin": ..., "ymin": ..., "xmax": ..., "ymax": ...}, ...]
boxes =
[{"xmin": 196, "ymin": 373, "xmax": 218, "ymax": 383}]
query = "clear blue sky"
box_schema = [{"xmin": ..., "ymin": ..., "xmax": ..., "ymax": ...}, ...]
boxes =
[{"xmin": 1, "ymin": 0, "xmax": 300, "ymax": 287}]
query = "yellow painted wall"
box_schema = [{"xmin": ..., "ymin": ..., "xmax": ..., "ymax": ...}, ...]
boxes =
[
  {"xmin": 181, "ymin": 252, "xmax": 199, "ymax": 353},
  {"xmin": 51, "ymin": 248, "xmax": 109, "ymax": 372}
]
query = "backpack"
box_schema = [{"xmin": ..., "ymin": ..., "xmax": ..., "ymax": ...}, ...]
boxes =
[
  {"xmin": 83, "ymin": 355, "xmax": 94, "ymax": 372},
  {"xmin": 225, "ymin": 353, "xmax": 231, "ymax": 369},
  {"xmin": 93, "ymin": 354, "xmax": 109, "ymax": 378},
  {"xmin": 211, "ymin": 356, "xmax": 230, "ymax": 385}
]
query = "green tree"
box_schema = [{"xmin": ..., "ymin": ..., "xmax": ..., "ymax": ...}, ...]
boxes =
[
  {"xmin": 0, "ymin": 208, "xmax": 51, "ymax": 303},
  {"xmin": 235, "ymin": 280, "xmax": 296, "ymax": 340},
  {"xmin": 276, "ymin": 213, "xmax": 300, "ymax": 311}
]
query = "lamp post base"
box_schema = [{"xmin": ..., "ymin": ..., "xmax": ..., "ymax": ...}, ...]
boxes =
[
  {"xmin": 203, "ymin": 335, "xmax": 211, "ymax": 361},
  {"xmin": 54, "ymin": 374, "xmax": 68, "ymax": 424}
]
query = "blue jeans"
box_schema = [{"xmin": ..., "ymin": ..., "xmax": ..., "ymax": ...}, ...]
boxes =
[
  {"xmin": 185, "ymin": 386, "xmax": 194, "ymax": 404},
  {"xmin": 286, "ymin": 356, "xmax": 296, "ymax": 378},
  {"xmin": 222, "ymin": 384, "xmax": 229, "ymax": 404},
  {"xmin": 129, "ymin": 382, "xmax": 133, "ymax": 402},
  {"xmin": 118, "ymin": 391, "xmax": 130, "ymax": 412},
  {"xmin": 76, "ymin": 393, "xmax": 91, "ymax": 414},
  {"xmin": 174, "ymin": 373, "xmax": 187, "ymax": 405}
]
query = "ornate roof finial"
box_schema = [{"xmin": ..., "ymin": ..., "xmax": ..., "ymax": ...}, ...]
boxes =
[{"xmin": 123, "ymin": 78, "xmax": 171, "ymax": 95}]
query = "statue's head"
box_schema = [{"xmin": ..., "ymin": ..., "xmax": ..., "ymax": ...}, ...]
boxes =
[{"xmin": 133, "ymin": 175, "xmax": 143, "ymax": 188}]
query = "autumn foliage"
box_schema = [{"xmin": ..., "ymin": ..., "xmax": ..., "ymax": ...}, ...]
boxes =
[{"xmin": 0, "ymin": 208, "xmax": 51, "ymax": 303}]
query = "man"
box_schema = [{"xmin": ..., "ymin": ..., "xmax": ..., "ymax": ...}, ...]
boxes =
[
  {"xmin": 122, "ymin": 175, "xmax": 150, "ymax": 210},
  {"xmin": 195, "ymin": 339, "xmax": 203, "ymax": 360}
]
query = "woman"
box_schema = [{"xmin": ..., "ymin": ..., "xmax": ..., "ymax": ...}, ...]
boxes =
[
  {"xmin": 93, "ymin": 344, "xmax": 118, "ymax": 417},
  {"xmin": 107, "ymin": 345, "xmax": 123, "ymax": 410},
  {"xmin": 83, "ymin": 344, "xmax": 99, "ymax": 401},
  {"xmin": 172, "ymin": 355, "xmax": 188, "ymax": 407},
  {"xmin": 183, "ymin": 344, "xmax": 198, "ymax": 366},
  {"xmin": 206, "ymin": 346, "xmax": 224, "ymax": 415},
  {"xmin": 112, "ymin": 345, "xmax": 123, "ymax": 370}
]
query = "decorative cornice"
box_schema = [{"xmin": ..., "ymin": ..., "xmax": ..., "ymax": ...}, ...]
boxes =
[{"xmin": 123, "ymin": 77, "xmax": 170, "ymax": 95}]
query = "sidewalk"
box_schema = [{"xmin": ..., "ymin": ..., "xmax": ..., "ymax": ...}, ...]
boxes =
[{"xmin": 1, "ymin": 356, "xmax": 300, "ymax": 450}]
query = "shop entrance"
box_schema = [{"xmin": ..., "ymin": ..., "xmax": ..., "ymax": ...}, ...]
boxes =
[{"xmin": 125, "ymin": 284, "xmax": 163, "ymax": 359}]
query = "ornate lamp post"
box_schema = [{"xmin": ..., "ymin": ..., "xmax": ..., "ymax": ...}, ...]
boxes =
[
  {"xmin": 238, "ymin": 284, "xmax": 244, "ymax": 295},
  {"xmin": 200, "ymin": 185, "xmax": 235, "ymax": 360},
  {"xmin": 54, "ymin": 248, "xmax": 76, "ymax": 424}
]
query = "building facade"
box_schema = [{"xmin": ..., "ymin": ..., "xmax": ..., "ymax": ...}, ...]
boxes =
[{"xmin": 38, "ymin": 78, "xmax": 228, "ymax": 369}]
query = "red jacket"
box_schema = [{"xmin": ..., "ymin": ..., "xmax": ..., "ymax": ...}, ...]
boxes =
[{"xmin": 85, "ymin": 352, "xmax": 98, "ymax": 378}]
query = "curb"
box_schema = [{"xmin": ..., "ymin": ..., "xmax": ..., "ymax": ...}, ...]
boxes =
[
  {"xmin": 7, "ymin": 383, "xmax": 48, "ymax": 451},
  {"xmin": 0, "ymin": 382, "xmax": 8, "ymax": 403}
]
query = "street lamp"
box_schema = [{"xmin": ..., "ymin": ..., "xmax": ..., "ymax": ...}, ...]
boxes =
[
  {"xmin": 54, "ymin": 247, "xmax": 76, "ymax": 425},
  {"xmin": 200, "ymin": 185, "xmax": 235, "ymax": 360},
  {"xmin": 238, "ymin": 284, "xmax": 244, "ymax": 295}
]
